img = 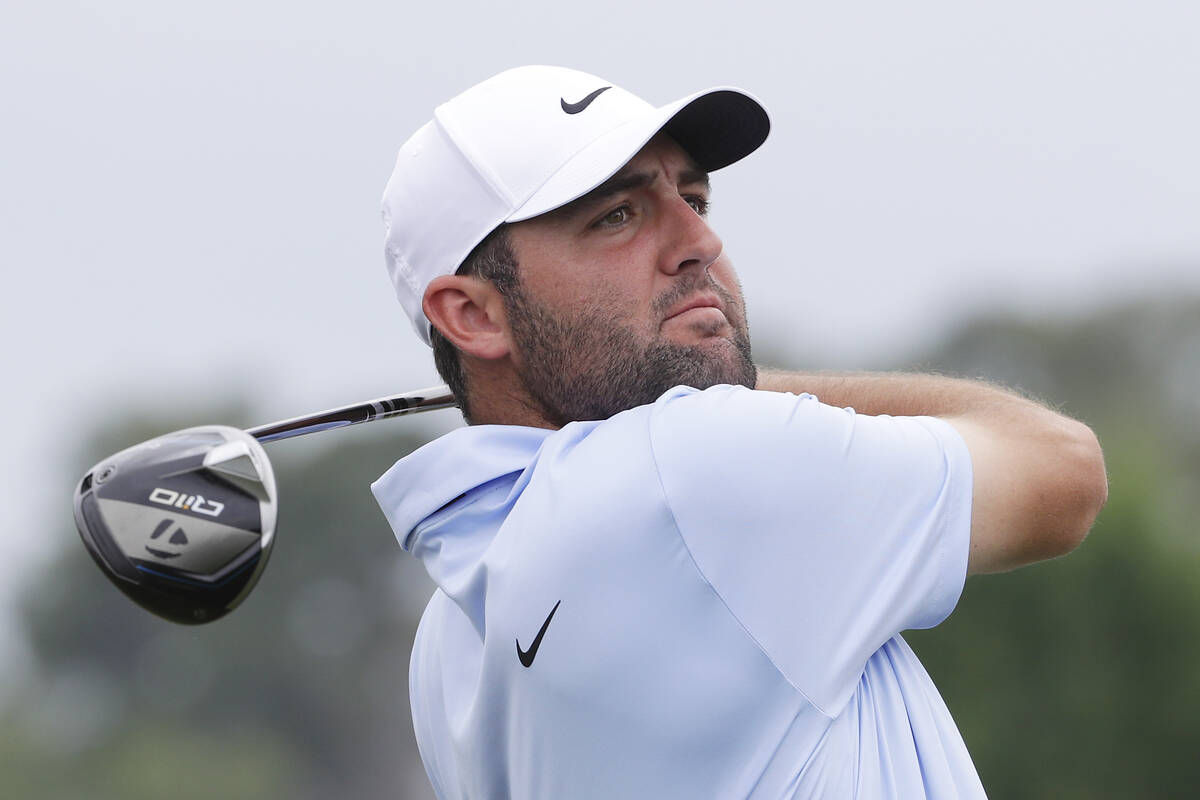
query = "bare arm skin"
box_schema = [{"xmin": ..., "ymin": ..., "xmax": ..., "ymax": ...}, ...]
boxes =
[{"xmin": 756, "ymin": 369, "xmax": 1109, "ymax": 575}]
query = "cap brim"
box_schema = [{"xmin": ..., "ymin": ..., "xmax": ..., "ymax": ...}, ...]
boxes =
[{"xmin": 507, "ymin": 87, "xmax": 769, "ymax": 223}]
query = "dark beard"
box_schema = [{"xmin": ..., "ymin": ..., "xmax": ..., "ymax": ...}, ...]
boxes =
[{"xmin": 504, "ymin": 274, "xmax": 756, "ymax": 427}]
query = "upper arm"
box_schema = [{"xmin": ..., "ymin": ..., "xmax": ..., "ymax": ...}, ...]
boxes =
[
  {"xmin": 650, "ymin": 386, "xmax": 973, "ymax": 712},
  {"xmin": 941, "ymin": 412, "xmax": 1107, "ymax": 575}
]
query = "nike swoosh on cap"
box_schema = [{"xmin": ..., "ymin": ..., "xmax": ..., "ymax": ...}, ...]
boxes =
[{"xmin": 560, "ymin": 86, "xmax": 611, "ymax": 114}]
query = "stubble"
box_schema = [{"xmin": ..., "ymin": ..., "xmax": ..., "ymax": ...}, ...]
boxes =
[{"xmin": 504, "ymin": 271, "xmax": 756, "ymax": 427}]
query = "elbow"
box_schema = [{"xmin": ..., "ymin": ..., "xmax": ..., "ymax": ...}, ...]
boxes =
[
  {"xmin": 966, "ymin": 413, "xmax": 1108, "ymax": 575},
  {"xmin": 1052, "ymin": 420, "xmax": 1109, "ymax": 555}
]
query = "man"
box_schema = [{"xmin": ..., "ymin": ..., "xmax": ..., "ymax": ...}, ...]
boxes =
[{"xmin": 372, "ymin": 66, "xmax": 1107, "ymax": 798}]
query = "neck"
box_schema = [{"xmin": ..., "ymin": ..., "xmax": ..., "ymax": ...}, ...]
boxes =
[{"xmin": 463, "ymin": 360, "xmax": 559, "ymax": 430}]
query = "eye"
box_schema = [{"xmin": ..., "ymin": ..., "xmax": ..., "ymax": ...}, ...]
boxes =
[
  {"xmin": 685, "ymin": 195, "xmax": 710, "ymax": 216},
  {"xmin": 595, "ymin": 205, "xmax": 631, "ymax": 228}
]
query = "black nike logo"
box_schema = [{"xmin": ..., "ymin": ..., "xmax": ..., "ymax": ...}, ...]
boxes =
[
  {"xmin": 560, "ymin": 87, "xmax": 611, "ymax": 115},
  {"xmin": 516, "ymin": 600, "xmax": 561, "ymax": 668}
]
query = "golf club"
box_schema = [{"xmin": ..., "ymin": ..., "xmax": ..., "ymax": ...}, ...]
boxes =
[{"xmin": 73, "ymin": 385, "xmax": 456, "ymax": 625}]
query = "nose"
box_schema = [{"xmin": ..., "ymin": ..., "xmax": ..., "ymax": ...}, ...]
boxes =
[{"xmin": 659, "ymin": 194, "xmax": 724, "ymax": 276}]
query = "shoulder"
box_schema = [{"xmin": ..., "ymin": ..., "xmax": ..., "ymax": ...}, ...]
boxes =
[
  {"xmin": 650, "ymin": 383, "xmax": 844, "ymax": 427},
  {"xmin": 652, "ymin": 382, "xmax": 817, "ymax": 411},
  {"xmin": 647, "ymin": 383, "xmax": 854, "ymax": 462},
  {"xmin": 646, "ymin": 384, "xmax": 971, "ymax": 521},
  {"xmin": 648, "ymin": 383, "xmax": 965, "ymax": 460}
]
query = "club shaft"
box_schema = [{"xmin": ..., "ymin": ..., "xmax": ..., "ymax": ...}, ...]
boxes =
[{"xmin": 246, "ymin": 385, "xmax": 456, "ymax": 443}]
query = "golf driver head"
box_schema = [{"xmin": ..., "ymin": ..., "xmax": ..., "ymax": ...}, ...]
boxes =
[{"xmin": 73, "ymin": 425, "xmax": 277, "ymax": 625}]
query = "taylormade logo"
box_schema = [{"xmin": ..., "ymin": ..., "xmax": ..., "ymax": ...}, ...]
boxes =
[{"xmin": 149, "ymin": 487, "xmax": 225, "ymax": 517}]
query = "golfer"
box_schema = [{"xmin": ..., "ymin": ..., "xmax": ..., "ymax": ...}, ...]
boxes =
[{"xmin": 372, "ymin": 66, "xmax": 1108, "ymax": 799}]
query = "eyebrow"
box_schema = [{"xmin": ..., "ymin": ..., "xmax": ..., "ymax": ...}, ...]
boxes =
[{"xmin": 553, "ymin": 165, "xmax": 712, "ymax": 220}]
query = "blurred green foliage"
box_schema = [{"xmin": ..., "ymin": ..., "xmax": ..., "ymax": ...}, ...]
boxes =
[
  {"xmin": 905, "ymin": 298, "xmax": 1200, "ymax": 799},
  {"xmin": 3, "ymin": 298, "xmax": 1198, "ymax": 798}
]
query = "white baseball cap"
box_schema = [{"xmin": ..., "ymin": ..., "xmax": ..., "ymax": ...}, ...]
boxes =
[{"xmin": 381, "ymin": 65, "xmax": 770, "ymax": 345}]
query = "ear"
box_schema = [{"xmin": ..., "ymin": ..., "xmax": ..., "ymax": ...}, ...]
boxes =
[{"xmin": 423, "ymin": 275, "xmax": 511, "ymax": 360}]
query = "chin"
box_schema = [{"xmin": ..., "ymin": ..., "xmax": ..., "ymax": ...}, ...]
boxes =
[{"xmin": 674, "ymin": 338, "xmax": 756, "ymax": 392}]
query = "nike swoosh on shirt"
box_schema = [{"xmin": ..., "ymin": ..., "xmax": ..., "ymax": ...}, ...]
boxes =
[
  {"xmin": 560, "ymin": 87, "xmax": 611, "ymax": 114},
  {"xmin": 516, "ymin": 600, "xmax": 561, "ymax": 668}
]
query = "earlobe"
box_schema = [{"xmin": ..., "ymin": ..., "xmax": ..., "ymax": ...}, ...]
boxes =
[{"xmin": 423, "ymin": 275, "xmax": 511, "ymax": 360}]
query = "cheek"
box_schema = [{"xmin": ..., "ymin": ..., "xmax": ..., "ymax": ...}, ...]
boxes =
[
  {"xmin": 552, "ymin": 263, "xmax": 654, "ymax": 319},
  {"xmin": 516, "ymin": 234, "xmax": 659, "ymax": 327},
  {"xmin": 584, "ymin": 282, "xmax": 650, "ymax": 328}
]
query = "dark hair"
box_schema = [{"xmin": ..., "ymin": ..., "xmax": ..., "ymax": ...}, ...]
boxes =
[{"xmin": 430, "ymin": 225, "xmax": 518, "ymax": 422}]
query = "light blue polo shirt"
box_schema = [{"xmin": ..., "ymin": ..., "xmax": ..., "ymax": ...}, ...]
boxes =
[{"xmin": 372, "ymin": 385, "xmax": 986, "ymax": 799}]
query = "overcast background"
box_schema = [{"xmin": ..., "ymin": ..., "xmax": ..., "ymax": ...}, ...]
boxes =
[{"xmin": 2, "ymin": 0, "xmax": 1198, "ymax": 691}]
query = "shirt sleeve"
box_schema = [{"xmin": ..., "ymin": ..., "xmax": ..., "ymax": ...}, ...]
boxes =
[{"xmin": 648, "ymin": 385, "xmax": 973, "ymax": 716}]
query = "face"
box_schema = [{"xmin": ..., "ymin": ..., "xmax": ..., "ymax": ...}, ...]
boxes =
[{"xmin": 501, "ymin": 134, "xmax": 755, "ymax": 426}]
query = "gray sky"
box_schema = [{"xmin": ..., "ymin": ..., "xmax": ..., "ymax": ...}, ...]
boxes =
[{"xmin": 2, "ymin": 0, "xmax": 1198, "ymax": 674}]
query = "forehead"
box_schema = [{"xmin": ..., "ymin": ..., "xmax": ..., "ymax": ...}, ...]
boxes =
[{"xmin": 609, "ymin": 132, "xmax": 702, "ymax": 179}]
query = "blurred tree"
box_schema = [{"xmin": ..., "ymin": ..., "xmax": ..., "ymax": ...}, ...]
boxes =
[{"xmin": 905, "ymin": 298, "xmax": 1200, "ymax": 799}]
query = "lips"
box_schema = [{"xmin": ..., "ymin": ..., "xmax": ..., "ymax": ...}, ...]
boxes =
[{"xmin": 664, "ymin": 293, "xmax": 725, "ymax": 322}]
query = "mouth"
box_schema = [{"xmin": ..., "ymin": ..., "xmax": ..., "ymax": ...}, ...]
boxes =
[{"xmin": 663, "ymin": 293, "xmax": 726, "ymax": 323}]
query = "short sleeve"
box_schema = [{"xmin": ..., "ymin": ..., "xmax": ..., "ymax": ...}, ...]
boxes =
[{"xmin": 648, "ymin": 385, "xmax": 973, "ymax": 715}]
